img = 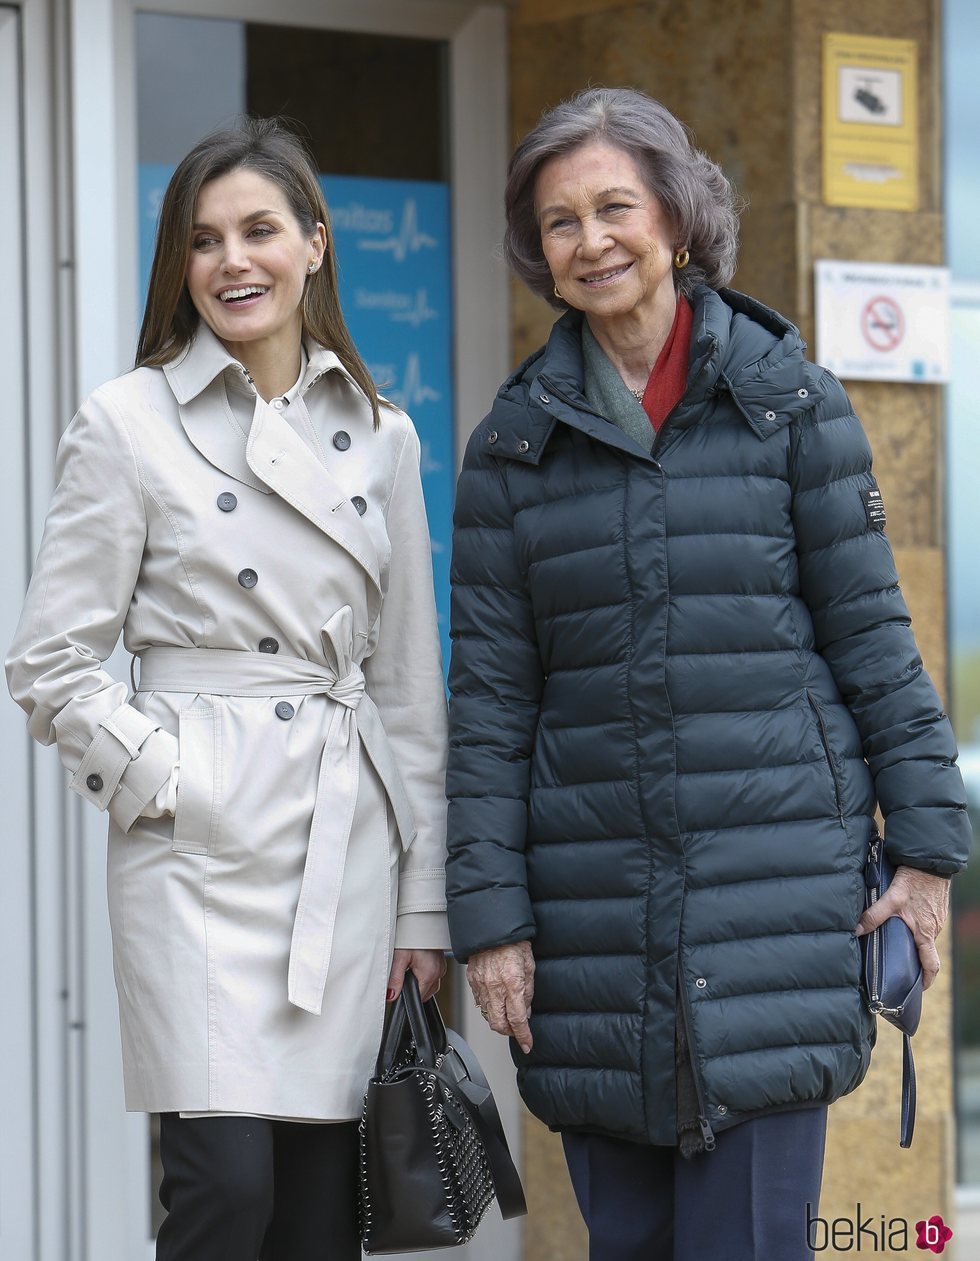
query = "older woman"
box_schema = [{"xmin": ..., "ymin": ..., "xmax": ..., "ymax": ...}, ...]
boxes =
[
  {"xmin": 446, "ymin": 87, "xmax": 970, "ymax": 1260},
  {"xmin": 7, "ymin": 119, "xmax": 448, "ymax": 1260}
]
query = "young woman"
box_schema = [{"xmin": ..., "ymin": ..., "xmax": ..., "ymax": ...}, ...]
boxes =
[{"xmin": 7, "ymin": 118, "xmax": 449, "ymax": 1260}]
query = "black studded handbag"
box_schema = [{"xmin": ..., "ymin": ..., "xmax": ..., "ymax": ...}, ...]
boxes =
[
  {"xmin": 860, "ymin": 831, "xmax": 923, "ymax": 1149},
  {"xmin": 358, "ymin": 971, "xmax": 527, "ymax": 1254}
]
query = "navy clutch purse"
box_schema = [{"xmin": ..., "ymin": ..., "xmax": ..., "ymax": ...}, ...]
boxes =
[{"xmin": 861, "ymin": 832, "xmax": 922, "ymax": 1148}]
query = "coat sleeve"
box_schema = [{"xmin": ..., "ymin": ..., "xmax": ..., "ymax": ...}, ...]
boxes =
[
  {"xmin": 445, "ymin": 424, "xmax": 544, "ymax": 960},
  {"xmin": 363, "ymin": 419, "xmax": 450, "ymax": 950},
  {"xmin": 790, "ymin": 369, "xmax": 971, "ymax": 874},
  {"xmin": 5, "ymin": 387, "xmax": 178, "ymax": 832}
]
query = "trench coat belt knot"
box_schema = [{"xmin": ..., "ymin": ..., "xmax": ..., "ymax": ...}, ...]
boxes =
[{"xmin": 136, "ymin": 641, "xmax": 418, "ymax": 1017}]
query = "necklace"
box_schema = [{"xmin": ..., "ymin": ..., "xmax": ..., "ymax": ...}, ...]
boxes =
[{"xmin": 628, "ymin": 386, "xmax": 645, "ymax": 402}]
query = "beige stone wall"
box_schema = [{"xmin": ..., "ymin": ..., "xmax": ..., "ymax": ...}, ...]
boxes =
[{"xmin": 508, "ymin": 2, "xmax": 955, "ymax": 1257}]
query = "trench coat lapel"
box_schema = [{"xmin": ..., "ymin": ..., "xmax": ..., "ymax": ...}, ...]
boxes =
[
  {"xmin": 164, "ymin": 326, "xmax": 271, "ymax": 493},
  {"xmin": 247, "ymin": 397, "xmax": 382, "ymax": 594},
  {"xmin": 164, "ymin": 328, "xmax": 382, "ymax": 593},
  {"xmin": 175, "ymin": 392, "xmax": 271, "ymax": 493}
]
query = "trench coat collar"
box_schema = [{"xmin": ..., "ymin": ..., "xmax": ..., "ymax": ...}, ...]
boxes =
[
  {"xmin": 163, "ymin": 322, "xmax": 355, "ymax": 407},
  {"xmin": 488, "ymin": 286, "xmax": 824, "ymax": 467},
  {"xmin": 163, "ymin": 325, "xmax": 381, "ymax": 596}
]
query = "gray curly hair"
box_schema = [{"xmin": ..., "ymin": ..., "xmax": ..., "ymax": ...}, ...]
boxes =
[{"xmin": 504, "ymin": 87, "xmax": 740, "ymax": 307}]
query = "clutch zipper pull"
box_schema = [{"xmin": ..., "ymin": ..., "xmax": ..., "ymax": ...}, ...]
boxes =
[
  {"xmin": 865, "ymin": 835, "xmax": 882, "ymax": 890},
  {"xmin": 865, "ymin": 832, "xmax": 884, "ymax": 1006}
]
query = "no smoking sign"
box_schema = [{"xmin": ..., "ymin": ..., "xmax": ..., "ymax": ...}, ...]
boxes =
[
  {"xmin": 816, "ymin": 260, "xmax": 949, "ymax": 383},
  {"xmin": 861, "ymin": 296, "xmax": 904, "ymax": 352}
]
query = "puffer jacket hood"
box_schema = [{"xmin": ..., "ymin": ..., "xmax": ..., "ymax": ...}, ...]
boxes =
[
  {"xmin": 486, "ymin": 288, "xmax": 822, "ymax": 467},
  {"xmin": 447, "ymin": 285, "xmax": 970, "ymax": 1147}
]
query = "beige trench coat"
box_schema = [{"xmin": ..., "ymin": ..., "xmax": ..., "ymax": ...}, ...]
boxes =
[{"xmin": 6, "ymin": 326, "xmax": 449, "ymax": 1119}]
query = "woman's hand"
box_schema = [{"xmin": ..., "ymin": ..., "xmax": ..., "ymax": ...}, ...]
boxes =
[
  {"xmin": 387, "ymin": 949, "xmax": 447, "ymax": 1003},
  {"xmin": 855, "ymin": 865, "xmax": 951, "ymax": 990},
  {"xmin": 467, "ymin": 941, "xmax": 535, "ymax": 1054}
]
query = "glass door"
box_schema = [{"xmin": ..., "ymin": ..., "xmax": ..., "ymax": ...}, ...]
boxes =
[{"xmin": 137, "ymin": 12, "xmax": 455, "ymax": 666}]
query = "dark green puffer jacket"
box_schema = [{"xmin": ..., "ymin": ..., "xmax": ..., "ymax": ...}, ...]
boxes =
[{"xmin": 446, "ymin": 286, "xmax": 971, "ymax": 1147}]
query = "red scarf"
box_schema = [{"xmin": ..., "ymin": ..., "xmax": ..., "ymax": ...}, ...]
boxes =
[{"xmin": 641, "ymin": 295, "xmax": 693, "ymax": 432}]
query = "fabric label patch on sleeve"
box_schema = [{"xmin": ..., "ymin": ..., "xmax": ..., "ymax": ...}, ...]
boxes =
[{"xmin": 860, "ymin": 482, "xmax": 886, "ymax": 531}]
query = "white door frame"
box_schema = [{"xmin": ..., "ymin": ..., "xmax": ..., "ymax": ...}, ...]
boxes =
[{"xmin": 12, "ymin": 2, "xmax": 512, "ymax": 1258}]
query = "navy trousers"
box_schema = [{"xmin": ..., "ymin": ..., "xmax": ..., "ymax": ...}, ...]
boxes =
[
  {"xmin": 155, "ymin": 1113, "xmax": 360, "ymax": 1261},
  {"xmin": 562, "ymin": 1106, "xmax": 828, "ymax": 1261}
]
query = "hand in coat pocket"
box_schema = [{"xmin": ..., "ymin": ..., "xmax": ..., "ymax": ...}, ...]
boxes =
[{"xmin": 139, "ymin": 762, "xmax": 180, "ymax": 819}]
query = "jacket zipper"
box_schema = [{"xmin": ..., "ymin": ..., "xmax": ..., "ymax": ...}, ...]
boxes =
[
  {"xmin": 806, "ymin": 690, "xmax": 845, "ymax": 826},
  {"xmin": 677, "ymin": 972, "xmax": 716, "ymax": 1151},
  {"xmin": 543, "ymin": 371, "xmax": 711, "ymax": 1144}
]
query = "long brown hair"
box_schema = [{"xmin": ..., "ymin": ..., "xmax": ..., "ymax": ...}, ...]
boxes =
[{"xmin": 136, "ymin": 117, "xmax": 385, "ymax": 427}]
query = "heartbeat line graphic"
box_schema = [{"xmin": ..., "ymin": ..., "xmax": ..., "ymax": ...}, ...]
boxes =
[
  {"xmin": 420, "ymin": 441, "xmax": 443, "ymax": 476},
  {"xmin": 387, "ymin": 353, "xmax": 442, "ymax": 411},
  {"xmin": 391, "ymin": 288, "xmax": 439, "ymax": 327},
  {"xmin": 358, "ymin": 200, "xmax": 438, "ymax": 262}
]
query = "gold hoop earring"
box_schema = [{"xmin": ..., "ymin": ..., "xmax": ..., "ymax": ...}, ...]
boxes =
[
  {"xmin": 674, "ymin": 248, "xmax": 690, "ymax": 270},
  {"xmin": 554, "ymin": 284, "xmax": 563, "ymax": 301}
]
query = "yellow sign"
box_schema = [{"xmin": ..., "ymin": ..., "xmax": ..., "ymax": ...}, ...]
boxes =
[{"xmin": 823, "ymin": 33, "xmax": 918, "ymax": 211}]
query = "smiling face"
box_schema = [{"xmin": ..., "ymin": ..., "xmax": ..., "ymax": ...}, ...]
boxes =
[
  {"xmin": 535, "ymin": 140, "xmax": 678, "ymax": 337},
  {"xmin": 185, "ymin": 166, "xmax": 325, "ymax": 366}
]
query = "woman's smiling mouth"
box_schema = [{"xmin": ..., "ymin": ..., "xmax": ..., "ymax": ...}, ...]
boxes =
[
  {"xmin": 579, "ymin": 263, "xmax": 633, "ymax": 287},
  {"xmin": 218, "ymin": 285, "xmax": 269, "ymax": 304}
]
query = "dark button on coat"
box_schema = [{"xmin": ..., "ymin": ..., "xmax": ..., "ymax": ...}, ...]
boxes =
[{"xmin": 446, "ymin": 287, "xmax": 971, "ymax": 1146}]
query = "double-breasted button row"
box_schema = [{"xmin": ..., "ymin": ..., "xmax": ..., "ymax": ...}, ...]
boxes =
[
  {"xmin": 327, "ymin": 432, "xmax": 366, "ymax": 509},
  {"xmin": 217, "ymin": 492, "xmax": 237, "ymax": 512}
]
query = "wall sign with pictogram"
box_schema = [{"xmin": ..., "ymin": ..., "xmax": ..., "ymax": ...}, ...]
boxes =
[
  {"xmin": 815, "ymin": 260, "xmax": 949, "ymax": 383},
  {"xmin": 861, "ymin": 296, "xmax": 904, "ymax": 352}
]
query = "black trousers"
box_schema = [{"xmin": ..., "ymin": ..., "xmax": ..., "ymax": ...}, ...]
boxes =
[
  {"xmin": 155, "ymin": 1113, "xmax": 360, "ymax": 1261},
  {"xmin": 562, "ymin": 1105, "xmax": 828, "ymax": 1261}
]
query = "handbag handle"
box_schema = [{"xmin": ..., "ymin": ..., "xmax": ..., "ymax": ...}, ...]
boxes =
[
  {"xmin": 401, "ymin": 970, "xmax": 449, "ymax": 1067},
  {"xmin": 376, "ymin": 970, "xmax": 448, "ymax": 1076}
]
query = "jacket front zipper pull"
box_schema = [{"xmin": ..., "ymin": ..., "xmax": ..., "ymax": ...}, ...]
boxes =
[{"xmin": 698, "ymin": 1115, "xmax": 716, "ymax": 1151}]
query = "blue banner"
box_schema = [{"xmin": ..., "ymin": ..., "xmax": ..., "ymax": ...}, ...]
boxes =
[{"xmin": 139, "ymin": 168, "xmax": 455, "ymax": 671}]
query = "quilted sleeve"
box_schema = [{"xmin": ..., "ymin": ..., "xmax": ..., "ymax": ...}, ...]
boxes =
[
  {"xmin": 446, "ymin": 423, "xmax": 544, "ymax": 959},
  {"xmin": 790, "ymin": 368, "xmax": 971, "ymax": 874}
]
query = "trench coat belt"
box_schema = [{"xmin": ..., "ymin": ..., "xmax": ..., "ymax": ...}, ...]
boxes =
[{"xmin": 136, "ymin": 646, "xmax": 418, "ymax": 1016}]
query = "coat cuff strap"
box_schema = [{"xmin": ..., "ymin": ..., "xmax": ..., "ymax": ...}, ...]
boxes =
[{"xmin": 69, "ymin": 704, "xmax": 174, "ymax": 831}]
